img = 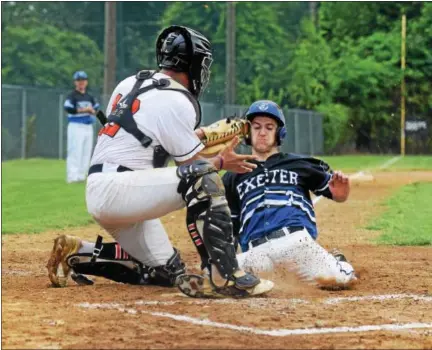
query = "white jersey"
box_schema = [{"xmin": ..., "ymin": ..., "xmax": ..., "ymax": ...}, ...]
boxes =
[{"xmin": 91, "ymin": 72, "xmax": 204, "ymax": 170}]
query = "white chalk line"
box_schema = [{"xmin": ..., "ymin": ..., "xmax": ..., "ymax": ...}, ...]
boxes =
[
  {"xmin": 312, "ymin": 155, "xmax": 401, "ymax": 205},
  {"xmin": 77, "ymin": 302, "xmax": 432, "ymax": 337},
  {"xmin": 131, "ymin": 293, "xmax": 432, "ymax": 307},
  {"xmin": 323, "ymin": 293, "xmax": 432, "ymax": 305},
  {"xmin": 378, "ymin": 156, "xmax": 401, "ymax": 169}
]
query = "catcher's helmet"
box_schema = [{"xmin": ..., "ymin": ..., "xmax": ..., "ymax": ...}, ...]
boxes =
[
  {"xmin": 244, "ymin": 100, "xmax": 287, "ymax": 146},
  {"xmin": 73, "ymin": 71, "xmax": 88, "ymax": 80},
  {"xmin": 156, "ymin": 25, "xmax": 213, "ymax": 99}
]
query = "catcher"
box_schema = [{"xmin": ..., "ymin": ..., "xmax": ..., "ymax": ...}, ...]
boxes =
[
  {"xmin": 223, "ymin": 100, "xmax": 358, "ymax": 289},
  {"xmin": 46, "ymin": 25, "xmax": 274, "ymax": 298},
  {"xmin": 47, "ymin": 98, "xmax": 355, "ymax": 290}
]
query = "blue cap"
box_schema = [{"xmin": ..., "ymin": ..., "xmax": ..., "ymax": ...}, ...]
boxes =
[{"xmin": 73, "ymin": 71, "xmax": 88, "ymax": 80}]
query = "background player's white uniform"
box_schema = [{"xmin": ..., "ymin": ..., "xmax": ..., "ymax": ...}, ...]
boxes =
[
  {"xmin": 64, "ymin": 90, "xmax": 99, "ymax": 183},
  {"xmin": 86, "ymin": 73, "xmax": 204, "ymax": 267}
]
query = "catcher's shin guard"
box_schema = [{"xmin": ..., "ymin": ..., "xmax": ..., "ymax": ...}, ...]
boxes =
[
  {"xmin": 67, "ymin": 236, "xmax": 186, "ymax": 287},
  {"xmin": 178, "ymin": 161, "xmax": 238, "ymax": 277},
  {"xmin": 177, "ymin": 161, "xmax": 273, "ymax": 298}
]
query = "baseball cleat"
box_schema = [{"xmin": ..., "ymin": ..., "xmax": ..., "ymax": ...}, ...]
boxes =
[
  {"xmin": 329, "ymin": 248, "xmax": 348, "ymax": 262},
  {"xmin": 176, "ymin": 272, "xmax": 274, "ymax": 299},
  {"xmin": 71, "ymin": 273, "xmax": 95, "ymax": 286},
  {"xmin": 46, "ymin": 234, "xmax": 82, "ymax": 287}
]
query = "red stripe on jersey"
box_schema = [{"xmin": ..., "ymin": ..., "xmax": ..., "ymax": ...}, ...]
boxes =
[
  {"xmin": 195, "ymin": 238, "xmax": 203, "ymax": 246},
  {"xmin": 188, "ymin": 224, "xmax": 196, "ymax": 230},
  {"xmin": 115, "ymin": 244, "xmax": 121, "ymax": 259},
  {"xmin": 111, "ymin": 94, "xmax": 123, "ymax": 113},
  {"xmin": 190, "ymin": 232, "xmax": 199, "ymax": 239},
  {"xmin": 123, "ymin": 251, "xmax": 129, "ymax": 260}
]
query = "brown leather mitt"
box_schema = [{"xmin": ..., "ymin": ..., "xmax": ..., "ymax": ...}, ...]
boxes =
[{"xmin": 199, "ymin": 117, "xmax": 250, "ymax": 157}]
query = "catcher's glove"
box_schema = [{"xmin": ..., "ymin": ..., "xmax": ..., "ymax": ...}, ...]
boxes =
[{"xmin": 199, "ymin": 117, "xmax": 250, "ymax": 156}]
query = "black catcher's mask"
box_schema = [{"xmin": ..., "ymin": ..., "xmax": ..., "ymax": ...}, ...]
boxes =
[{"xmin": 156, "ymin": 25, "xmax": 213, "ymax": 99}]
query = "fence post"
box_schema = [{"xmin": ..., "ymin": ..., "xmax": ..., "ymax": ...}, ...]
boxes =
[
  {"xmin": 58, "ymin": 94, "xmax": 64, "ymax": 159},
  {"xmin": 21, "ymin": 88, "xmax": 27, "ymax": 159},
  {"xmin": 309, "ymin": 111, "xmax": 315, "ymax": 155},
  {"xmin": 294, "ymin": 110, "xmax": 300, "ymax": 153}
]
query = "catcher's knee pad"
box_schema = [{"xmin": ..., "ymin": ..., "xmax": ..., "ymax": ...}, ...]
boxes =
[
  {"xmin": 67, "ymin": 236, "xmax": 185, "ymax": 287},
  {"xmin": 177, "ymin": 160, "xmax": 239, "ymax": 279}
]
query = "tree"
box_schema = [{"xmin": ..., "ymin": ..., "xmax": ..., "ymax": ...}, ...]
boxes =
[
  {"xmin": 289, "ymin": 2, "xmax": 431, "ymax": 153},
  {"xmin": 161, "ymin": 2, "xmax": 301, "ymax": 105},
  {"xmin": 1, "ymin": 24, "xmax": 103, "ymax": 89}
]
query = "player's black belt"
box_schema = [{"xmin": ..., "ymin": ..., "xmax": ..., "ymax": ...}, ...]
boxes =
[
  {"xmin": 249, "ymin": 226, "xmax": 304, "ymax": 248},
  {"xmin": 88, "ymin": 164, "xmax": 133, "ymax": 175}
]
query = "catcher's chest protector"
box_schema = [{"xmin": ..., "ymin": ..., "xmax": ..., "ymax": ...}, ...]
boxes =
[{"xmin": 107, "ymin": 70, "xmax": 202, "ymax": 167}]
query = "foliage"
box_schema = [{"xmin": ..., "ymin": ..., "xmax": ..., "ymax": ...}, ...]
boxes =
[
  {"xmin": 1, "ymin": 23, "xmax": 103, "ymax": 89},
  {"xmin": 289, "ymin": 2, "xmax": 432, "ymax": 153},
  {"xmin": 287, "ymin": 20, "xmax": 334, "ymax": 109},
  {"xmin": 316, "ymin": 104, "xmax": 351, "ymax": 152},
  {"xmin": 1, "ymin": 2, "xmax": 431, "ymax": 153},
  {"xmin": 161, "ymin": 2, "xmax": 300, "ymax": 105}
]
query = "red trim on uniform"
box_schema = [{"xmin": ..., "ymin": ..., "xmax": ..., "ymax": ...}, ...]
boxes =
[
  {"xmin": 99, "ymin": 123, "xmax": 120, "ymax": 137},
  {"xmin": 195, "ymin": 239, "xmax": 203, "ymax": 246},
  {"xmin": 188, "ymin": 224, "xmax": 196, "ymax": 230},
  {"xmin": 123, "ymin": 251, "xmax": 129, "ymax": 260},
  {"xmin": 131, "ymin": 99, "xmax": 140, "ymax": 114},
  {"xmin": 111, "ymin": 94, "xmax": 123, "ymax": 113},
  {"xmin": 190, "ymin": 232, "xmax": 199, "ymax": 239},
  {"xmin": 115, "ymin": 244, "xmax": 121, "ymax": 259}
]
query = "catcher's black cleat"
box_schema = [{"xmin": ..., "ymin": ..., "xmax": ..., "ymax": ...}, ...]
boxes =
[{"xmin": 71, "ymin": 273, "xmax": 94, "ymax": 286}]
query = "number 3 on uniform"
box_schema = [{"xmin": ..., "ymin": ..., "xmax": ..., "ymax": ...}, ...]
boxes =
[{"xmin": 98, "ymin": 94, "xmax": 141, "ymax": 138}]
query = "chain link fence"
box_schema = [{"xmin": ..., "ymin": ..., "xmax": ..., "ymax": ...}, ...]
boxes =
[{"xmin": 1, "ymin": 85, "xmax": 324, "ymax": 161}]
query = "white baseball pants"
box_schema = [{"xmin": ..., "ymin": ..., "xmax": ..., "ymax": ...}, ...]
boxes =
[
  {"xmin": 67, "ymin": 123, "xmax": 94, "ymax": 183},
  {"xmin": 86, "ymin": 166, "xmax": 185, "ymax": 267},
  {"xmin": 236, "ymin": 228, "xmax": 356, "ymax": 288}
]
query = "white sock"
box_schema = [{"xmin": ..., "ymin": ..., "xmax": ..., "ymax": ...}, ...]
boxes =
[{"xmin": 78, "ymin": 241, "xmax": 95, "ymax": 254}]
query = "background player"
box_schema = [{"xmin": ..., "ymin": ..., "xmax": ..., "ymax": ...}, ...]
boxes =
[
  {"xmin": 47, "ymin": 26, "xmax": 273, "ymax": 298},
  {"xmin": 222, "ymin": 100, "xmax": 357, "ymax": 289},
  {"xmin": 64, "ymin": 71, "xmax": 99, "ymax": 183}
]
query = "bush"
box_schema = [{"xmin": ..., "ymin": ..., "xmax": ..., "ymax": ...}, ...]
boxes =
[{"xmin": 316, "ymin": 103, "xmax": 353, "ymax": 153}]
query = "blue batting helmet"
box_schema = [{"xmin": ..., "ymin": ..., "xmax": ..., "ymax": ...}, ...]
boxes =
[
  {"xmin": 73, "ymin": 71, "xmax": 88, "ymax": 80},
  {"xmin": 244, "ymin": 100, "xmax": 287, "ymax": 145}
]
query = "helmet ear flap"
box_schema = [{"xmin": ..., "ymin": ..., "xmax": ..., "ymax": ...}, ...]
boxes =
[
  {"xmin": 244, "ymin": 120, "xmax": 252, "ymax": 146},
  {"xmin": 241, "ymin": 110, "xmax": 252, "ymax": 145},
  {"xmin": 278, "ymin": 126, "xmax": 287, "ymax": 145}
]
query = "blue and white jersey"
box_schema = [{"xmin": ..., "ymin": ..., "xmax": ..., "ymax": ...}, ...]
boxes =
[
  {"xmin": 222, "ymin": 153, "xmax": 333, "ymax": 252},
  {"xmin": 64, "ymin": 90, "xmax": 100, "ymax": 125}
]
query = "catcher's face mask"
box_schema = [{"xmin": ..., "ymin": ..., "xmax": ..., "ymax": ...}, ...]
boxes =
[{"xmin": 191, "ymin": 53, "xmax": 213, "ymax": 99}]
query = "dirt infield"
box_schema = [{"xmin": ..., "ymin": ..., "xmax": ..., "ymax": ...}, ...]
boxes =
[{"xmin": 2, "ymin": 171, "xmax": 432, "ymax": 349}]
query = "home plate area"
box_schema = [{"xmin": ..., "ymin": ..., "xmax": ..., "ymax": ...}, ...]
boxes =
[{"xmin": 78, "ymin": 293, "xmax": 432, "ymax": 337}]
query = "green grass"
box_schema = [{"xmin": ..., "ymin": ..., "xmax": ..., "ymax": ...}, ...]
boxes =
[
  {"xmin": 2, "ymin": 156, "xmax": 431, "ymax": 235},
  {"xmin": 2, "ymin": 159, "xmax": 94, "ymax": 234},
  {"xmin": 386, "ymin": 156, "xmax": 432, "ymax": 170},
  {"xmin": 320, "ymin": 155, "xmax": 432, "ymax": 172},
  {"xmin": 366, "ymin": 182, "xmax": 432, "ymax": 246}
]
